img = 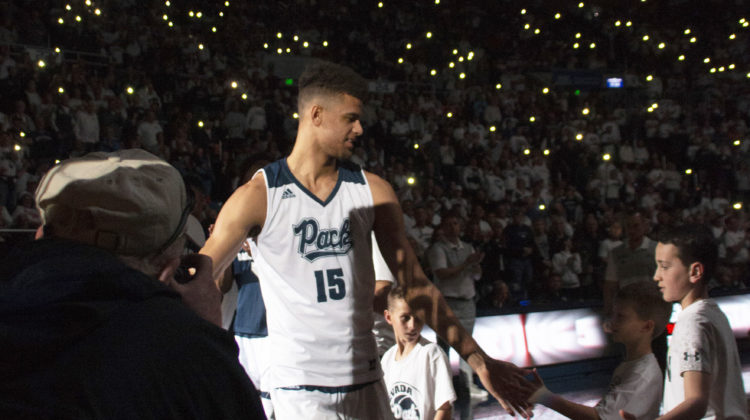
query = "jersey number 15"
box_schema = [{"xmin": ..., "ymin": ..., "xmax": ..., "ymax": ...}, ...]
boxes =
[{"xmin": 314, "ymin": 268, "xmax": 346, "ymax": 302}]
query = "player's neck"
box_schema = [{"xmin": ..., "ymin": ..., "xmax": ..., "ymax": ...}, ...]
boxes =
[
  {"xmin": 286, "ymin": 145, "xmax": 338, "ymax": 190},
  {"xmin": 395, "ymin": 338, "xmax": 418, "ymax": 361},
  {"xmin": 679, "ymin": 287, "xmax": 707, "ymax": 310},
  {"xmin": 624, "ymin": 338, "xmax": 652, "ymax": 362}
]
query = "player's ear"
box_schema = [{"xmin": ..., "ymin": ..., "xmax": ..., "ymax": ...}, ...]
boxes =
[
  {"xmin": 384, "ymin": 309, "xmax": 393, "ymax": 325},
  {"xmin": 689, "ymin": 262, "xmax": 704, "ymax": 283},
  {"xmin": 310, "ymin": 103, "xmax": 324, "ymax": 126},
  {"xmin": 643, "ymin": 319, "xmax": 654, "ymax": 334}
]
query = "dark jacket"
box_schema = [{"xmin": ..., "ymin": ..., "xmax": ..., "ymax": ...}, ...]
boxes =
[{"xmin": 0, "ymin": 238, "xmax": 264, "ymax": 420}]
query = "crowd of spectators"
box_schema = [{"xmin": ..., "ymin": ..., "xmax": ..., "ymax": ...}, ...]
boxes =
[{"xmin": 0, "ymin": 0, "xmax": 748, "ymax": 311}]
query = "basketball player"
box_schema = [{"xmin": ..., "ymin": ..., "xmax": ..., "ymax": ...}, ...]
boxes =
[{"xmin": 201, "ymin": 61, "xmax": 534, "ymax": 418}]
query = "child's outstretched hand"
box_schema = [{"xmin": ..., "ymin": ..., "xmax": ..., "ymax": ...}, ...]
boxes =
[{"xmin": 528, "ymin": 369, "xmax": 553, "ymax": 405}]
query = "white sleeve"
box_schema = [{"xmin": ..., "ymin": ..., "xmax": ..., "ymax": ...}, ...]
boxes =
[
  {"xmin": 429, "ymin": 344, "xmax": 457, "ymax": 408},
  {"xmin": 372, "ymin": 232, "xmax": 395, "ymax": 283}
]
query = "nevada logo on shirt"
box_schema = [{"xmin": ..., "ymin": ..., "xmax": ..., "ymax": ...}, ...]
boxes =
[
  {"xmin": 293, "ymin": 217, "xmax": 353, "ymax": 261},
  {"xmin": 389, "ymin": 382, "xmax": 423, "ymax": 420}
]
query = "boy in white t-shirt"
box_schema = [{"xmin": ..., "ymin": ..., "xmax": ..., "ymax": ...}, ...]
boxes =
[
  {"xmin": 529, "ymin": 281, "xmax": 673, "ymax": 419},
  {"xmin": 622, "ymin": 225, "xmax": 748, "ymax": 419},
  {"xmin": 382, "ymin": 286, "xmax": 456, "ymax": 420}
]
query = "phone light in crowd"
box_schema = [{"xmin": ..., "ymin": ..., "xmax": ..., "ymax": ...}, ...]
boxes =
[
  {"xmin": 647, "ymin": 106, "xmax": 654, "ymax": 113},
  {"xmin": 452, "ymin": 49, "xmax": 458, "ymax": 55},
  {"xmin": 710, "ymin": 67, "xmax": 716, "ymax": 73},
  {"xmin": 323, "ymin": 41, "xmax": 328, "ymax": 47},
  {"xmin": 678, "ymin": 55, "xmax": 685, "ymax": 61},
  {"xmin": 397, "ymin": 57, "xmax": 404, "ymax": 64},
  {"xmin": 285, "ymin": 48, "xmax": 291, "ymax": 53},
  {"xmin": 430, "ymin": 69, "xmax": 437, "ymax": 76},
  {"xmin": 729, "ymin": 64, "xmax": 735, "ymax": 69},
  {"xmin": 719, "ymin": 66, "xmax": 725, "ymax": 72},
  {"xmin": 293, "ymin": 113, "xmax": 299, "ymax": 119},
  {"xmin": 733, "ymin": 202, "xmax": 743, "ymax": 210},
  {"xmin": 435, "ymin": 0, "xmax": 440, "ymax": 4},
  {"xmin": 196, "ymin": 11, "xmax": 203, "ymax": 18},
  {"xmin": 58, "ymin": 86, "xmax": 64, "ymax": 94},
  {"xmin": 578, "ymin": 2, "xmax": 584, "ymax": 8},
  {"xmin": 642, "ymin": 34, "xmax": 650, "ymax": 41},
  {"xmin": 582, "ymin": 108, "xmax": 590, "ymax": 115},
  {"xmin": 189, "ymin": 10, "xmax": 194, "ymax": 17},
  {"xmin": 407, "ymin": 177, "xmax": 416, "ymax": 185},
  {"xmin": 543, "ymin": 149, "xmax": 550, "ymax": 155},
  {"xmin": 225, "ymin": 1, "xmax": 230, "ymax": 5},
  {"xmin": 658, "ymin": 42, "xmax": 665, "ymax": 49},
  {"xmin": 37, "ymin": 60, "xmax": 45, "ymax": 68},
  {"xmin": 197, "ymin": 120, "xmax": 205, "ymax": 128},
  {"xmin": 58, "ymin": 17, "xmax": 64, "ymax": 24},
  {"xmin": 449, "ymin": 62, "xmax": 455, "ymax": 68},
  {"xmin": 55, "ymin": 47, "xmax": 61, "ymax": 53},
  {"xmin": 542, "ymin": 87, "xmax": 549, "ymax": 94},
  {"xmin": 303, "ymin": 41, "xmax": 309, "ymax": 48},
  {"xmin": 573, "ymin": 43, "xmax": 579, "ymax": 49},
  {"xmin": 576, "ymin": 133, "xmax": 583, "ymax": 141},
  {"xmin": 734, "ymin": 140, "xmax": 741, "ymax": 146},
  {"xmin": 467, "ymin": 51, "xmax": 475, "ymax": 60},
  {"xmin": 685, "ymin": 168, "xmax": 693, "ymax": 175},
  {"xmin": 646, "ymin": 74, "xmax": 654, "ymax": 81},
  {"xmin": 168, "ymin": 21, "xmax": 173, "ymax": 27},
  {"xmin": 615, "ymin": 20, "xmax": 621, "ymax": 27},
  {"xmin": 538, "ymin": 204, "xmax": 546, "ymax": 211},
  {"xmin": 690, "ymin": 37, "xmax": 697, "ymax": 43},
  {"xmin": 626, "ymin": 21, "xmax": 632, "ymax": 26},
  {"xmin": 19, "ymin": 132, "xmax": 25, "ymax": 138},
  {"xmin": 742, "ymin": 18, "xmax": 747, "ymax": 24},
  {"xmin": 523, "ymin": 149, "xmax": 531, "ymax": 155},
  {"xmin": 520, "ymin": 9, "xmax": 526, "ymax": 14},
  {"xmin": 55, "ymin": 159, "xmax": 61, "ymax": 164},
  {"xmin": 534, "ymin": 28, "xmax": 541, "ymax": 35},
  {"xmin": 198, "ymin": 44, "xmax": 204, "ymax": 50},
  {"xmin": 14, "ymin": 144, "xmax": 21, "ymax": 152},
  {"xmin": 555, "ymin": 13, "xmax": 561, "ymax": 19},
  {"xmin": 126, "ymin": 86, "xmax": 134, "ymax": 95},
  {"xmin": 575, "ymin": 32, "xmax": 582, "ymax": 39},
  {"xmin": 165, "ymin": 0, "xmax": 170, "ymax": 6},
  {"xmin": 729, "ymin": 34, "xmax": 736, "ymax": 40},
  {"xmin": 495, "ymin": 83, "xmax": 502, "ymax": 90},
  {"xmin": 489, "ymin": 126, "xmax": 496, "ymax": 132},
  {"xmin": 413, "ymin": 143, "xmax": 420, "ymax": 150},
  {"xmin": 377, "ymin": 2, "xmax": 383, "ymax": 8},
  {"xmin": 94, "ymin": 9, "xmax": 101, "ymax": 15},
  {"xmin": 276, "ymin": 32, "xmax": 282, "ymax": 39},
  {"xmin": 241, "ymin": 93, "xmax": 248, "ymax": 100},
  {"xmin": 230, "ymin": 81, "xmax": 238, "ymax": 89},
  {"xmin": 459, "ymin": 72, "xmax": 466, "ymax": 79},
  {"xmin": 458, "ymin": 56, "xmax": 464, "ymax": 62},
  {"xmin": 406, "ymin": 43, "xmax": 412, "ymax": 49},
  {"xmin": 747, "ymin": 72, "xmax": 750, "ymax": 78},
  {"xmin": 65, "ymin": 3, "xmax": 71, "ymax": 10},
  {"xmin": 446, "ymin": 112, "xmax": 453, "ymax": 118},
  {"xmin": 589, "ymin": 42, "xmax": 596, "ymax": 49},
  {"xmin": 276, "ymin": 48, "xmax": 283, "ymax": 54},
  {"xmin": 219, "ymin": 11, "xmax": 224, "ymax": 17},
  {"xmin": 602, "ymin": 153, "xmax": 611, "ymax": 161},
  {"xmin": 529, "ymin": 116, "xmax": 536, "ymax": 122},
  {"xmin": 162, "ymin": 14, "xmax": 168, "ymax": 20},
  {"xmin": 704, "ymin": 57, "xmax": 711, "ymax": 63},
  {"xmin": 426, "ymin": 32, "xmax": 433, "ymax": 39}
]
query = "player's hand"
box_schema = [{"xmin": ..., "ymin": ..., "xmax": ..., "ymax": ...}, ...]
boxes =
[
  {"xmin": 619, "ymin": 409, "xmax": 636, "ymax": 420},
  {"xmin": 528, "ymin": 369, "xmax": 552, "ymax": 405},
  {"xmin": 472, "ymin": 354, "xmax": 536, "ymax": 418},
  {"xmin": 164, "ymin": 253, "xmax": 222, "ymax": 327}
]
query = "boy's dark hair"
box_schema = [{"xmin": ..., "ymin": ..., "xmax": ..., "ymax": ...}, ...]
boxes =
[
  {"xmin": 298, "ymin": 61, "xmax": 368, "ymax": 110},
  {"xmin": 615, "ymin": 281, "xmax": 673, "ymax": 338},
  {"xmin": 656, "ymin": 224, "xmax": 718, "ymax": 285},
  {"xmin": 386, "ymin": 285, "xmax": 407, "ymax": 310}
]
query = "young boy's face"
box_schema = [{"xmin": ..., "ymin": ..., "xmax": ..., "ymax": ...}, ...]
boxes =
[
  {"xmin": 609, "ymin": 301, "xmax": 650, "ymax": 345},
  {"xmin": 654, "ymin": 242, "xmax": 693, "ymax": 303},
  {"xmin": 385, "ymin": 298, "xmax": 424, "ymax": 346}
]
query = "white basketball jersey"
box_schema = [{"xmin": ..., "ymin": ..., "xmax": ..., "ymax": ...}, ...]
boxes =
[{"xmin": 251, "ymin": 159, "xmax": 381, "ymax": 388}]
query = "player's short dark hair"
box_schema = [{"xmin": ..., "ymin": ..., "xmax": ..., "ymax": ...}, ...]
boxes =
[
  {"xmin": 615, "ymin": 281, "xmax": 673, "ymax": 338},
  {"xmin": 655, "ymin": 224, "xmax": 718, "ymax": 284},
  {"xmin": 387, "ymin": 285, "xmax": 407, "ymax": 310},
  {"xmin": 298, "ymin": 61, "xmax": 367, "ymax": 110}
]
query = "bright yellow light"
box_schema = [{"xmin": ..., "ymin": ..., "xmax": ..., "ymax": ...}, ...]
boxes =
[
  {"xmin": 398, "ymin": 57, "xmax": 404, "ymax": 64},
  {"xmin": 241, "ymin": 93, "xmax": 248, "ymax": 100},
  {"xmin": 646, "ymin": 74, "xmax": 653, "ymax": 81},
  {"xmin": 19, "ymin": 132, "xmax": 25, "ymax": 138},
  {"xmin": 168, "ymin": 21, "xmax": 173, "ymax": 27},
  {"xmin": 219, "ymin": 11, "xmax": 224, "ymax": 17},
  {"xmin": 94, "ymin": 9, "xmax": 101, "ymax": 15},
  {"xmin": 452, "ymin": 49, "xmax": 458, "ymax": 55},
  {"xmin": 426, "ymin": 32, "xmax": 432, "ymax": 38},
  {"xmin": 14, "ymin": 144, "xmax": 21, "ymax": 151},
  {"xmin": 126, "ymin": 86, "xmax": 134, "ymax": 95},
  {"xmin": 377, "ymin": 2, "xmax": 383, "ymax": 8},
  {"xmin": 163, "ymin": 14, "xmax": 168, "ymax": 20},
  {"xmin": 55, "ymin": 159, "xmax": 60, "ymax": 164},
  {"xmin": 684, "ymin": 28, "xmax": 691, "ymax": 34},
  {"xmin": 489, "ymin": 126, "xmax": 496, "ymax": 132},
  {"xmin": 642, "ymin": 35, "xmax": 649, "ymax": 41},
  {"xmin": 285, "ymin": 48, "xmax": 291, "ymax": 53},
  {"xmin": 165, "ymin": 0, "xmax": 170, "ymax": 5},
  {"xmin": 65, "ymin": 4, "xmax": 71, "ymax": 10},
  {"xmin": 406, "ymin": 43, "xmax": 412, "ymax": 49},
  {"xmin": 589, "ymin": 42, "xmax": 596, "ymax": 49},
  {"xmin": 58, "ymin": 86, "xmax": 65, "ymax": 93},
  {"xmin": 276, "ymin": 32, "xmax": 282, "ymax": 38},
  {"xmin": 538, "ymin": 204, "xmax": 546, "ymax": 210},
  {"xmin": 523, "ymin": 149, "xmax": 531, "ymax": 155},
  {"xmin": 582, "ymin": 107, "xmax": 590, "ymax": 115},
  {"xmin": 685, "ymin": 168, "xmax": 692, "ymax": 174},
  {"xmin": 678, "ymin": 55, "xmax": 685, "ymax": 61},
  {"xmin": 413, "ymin": 143, "xmax": 420, "ymax": 150},
  {"xmin": 55, "ymin": 47, "xmax": 61, "ymax": 53},
  {"xmin": 741, "ymin": 18, "xmax": 747, "ymax": 24},
  {"xmin": 603, "ymin": 153, "xmax": 611, "ymax": 161},
  {"xmin": 729, "ymin": 34, "xmax": 736, "ymax": 40},
  {"xmin": 435, "ymin": 0, "xmax": 439, "ymax": 4},
  {"xmin": 647, "ymin": 107, "xmax": 654, "ymax": 113},
  {"xmin": 733, "ymin": 139, "xmax": 741, "ymax": 146},
  {"xmin": 690, "ymin": 37, "xmax": 696, "ymax": 43},
  {"xmin": 37, "ymin": 60, "xmax": 45, "ymax": 68},
  {"xmin": 626, "ymin": 21, "xmax": 632, "ymax": 26},
  {"xmin": 196, "ymin": 11, "xmax": 202, "ymax": 18},
  {"xmin": 58, "ymin": 17, "xmax": 64, "ymax": 24},
  {"xmin": 578, "ymin": 2, "xmax": 584, "ymax": 8},
  {"xmin": 615, "ymin": 20, "xmax": 621, "ymax": 27},
  {"xmin": 495, "ymin": 83, "xmax": 502, "ymax": 90},
  {"xmin": 575, "ymin": 32, "xmax": 581, "ymax": 39},
  {"xmin": 303, "ymin": 41, "xmax": 309, "ymax": 48},
  {"xmin": 542, "ymin": 87, "xmax": 549, "ymax": 94},
  {"xmin": 733, "ymin": 202, "xmax": 743, "ymax": 210},
  {"xmin": 573, "ymin": 43, "xmax": 579, "ymax": 49},
  {"xmin": 729, "ymin": 64, "xmax": 735, "ymax": 69},
  {"xmin": 85, "ymin": 0, "xmax": 91, "ymax": 5},
  {"xmin": 198, "ymin": 120, "xmax": 204, "ymax": 128},
  {"xmin": 710, "ymin": 68, "xmax": 716, "ymax": 73},
  {"xmin": 407, "ymin": 177, "xmax": 416, "ymax": 185},
  {"xmin": 743, "ymin": 21, "xmax": 749, "ymax": 27},
  {"xmin": 458, "ymin": 56, "xmax": 464, "ymax": 62},
  {"xmin": 576, "ymin": 133, "xmax": 583, "ymax": 141},
  {"xmin": 293, "ymin": 112, "xmax": 299, "ymax": 119},
  {"xmin": 747, "ymin": 72, "xmax": 750, "ymax": 78},
  {"xmin": 293, "ymin": 35, "xmax": 299, "ymax": 41},
  {"xmin": 276, "ymin": 48, "xmax": 282, "ymax": 54},
  {"xmin": 446, "ymin": 112, "xmax": 453, "ymax": 118},
  {"xmin": 524, "ymin": 23, "xmax": 531, "ymax": 30},
  {"xmin": 652, "ymin": 102, "xmax": 659, "ymax": 109},
  {"xmin": 467, "ymin": 52, "xmax": 474, "ymax": 60},
  {"xmin": 323, "ymin": 41, "xmax": 328, "ymax": 47},
  {"xmin": 543, "ymin": 149, "xmax": 550, "ymax": 155},
  {"xmin": 263, "ymin": 43, "xmax": 269, "ymax": 49},
  {"xmin": 658, "ymin": 42, "xmax": 665, "ymax": 49},
  {"xmin": 555, "ymin": 13, "xmax": 561, "ymax": 19},
  {"xmin": 703, "ymin": 57, "xmax": 710, "ymax": 63},
  {"xmin": 430, "ymin": 69, "xmax": 437, "ymax": 76},
  {"xmin": 212, "ymin": 26, "xmax": 217, "ymax": 32},
  {"xmin": 189, "ymin": 10, "xmax": 194, "ymax": 17},
  {"xmin": 231, "ymin": 81, "xmax": 238, "ymax": 89},
  {"xmin": 225, "ymin": 1, "xmax": 230, "ymax": 6},
  {"xmin": 534, "ymin": 28, "xmax": 541, "ymax": 34},
  {"xmin": 198, "ymin": 43, "xmax": 204, "ymax": 50},
  {"xmin": 521, "ymin": 9, "xmax": 526, "ymax": 14},
  {"xmin": 529, "ymin": 116, "xmax": 536, "ymax": 122},
  {"xmin": 459, "ymin": 72, "xmax": 466, "ymax": 79},
  {"xmin": 719, "ymin": 66, "xmax": 725, "ymax": 72},
  {"xmin": 449, "ymin": 62, "xmax": 455, "ymax": 68}
]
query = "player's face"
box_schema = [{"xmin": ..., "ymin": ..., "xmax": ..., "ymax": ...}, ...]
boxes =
[
  {"xmin": 386, "ymin": 299, "xmax": 424, "ymax": 346},
  {"xmin": 319, "ymin": 93, "xmax": 363, "ymax": 159},
  {"xmin": 653, "ymin": 242, "xmax": 692, "ymax": 304},
  {"xmin": 609, "ymin": 302, "xmax": 648, "ymax": 345}
]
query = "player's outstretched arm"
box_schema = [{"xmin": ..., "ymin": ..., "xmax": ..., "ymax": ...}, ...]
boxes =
[
  {"xmin": 367, "ymin": 172, "xmax": 536, "ymax": 418},
  {"xmin": 200, "ymin": 174, "xmax": 267, "ymax": 284}
]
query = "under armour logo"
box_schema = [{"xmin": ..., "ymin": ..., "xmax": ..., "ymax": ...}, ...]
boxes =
[
  {"xmin": 683, "ymin": 351, "xmax": 700, "ymax": 362},
  {"xmin": 281, "ymin": 188, "xmax": 296, "ymax": 199}
]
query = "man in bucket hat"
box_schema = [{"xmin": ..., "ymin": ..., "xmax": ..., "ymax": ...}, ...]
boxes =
[{"xmin": 0, "ymin": 149, "xmax": 264, "ymax": 419}]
